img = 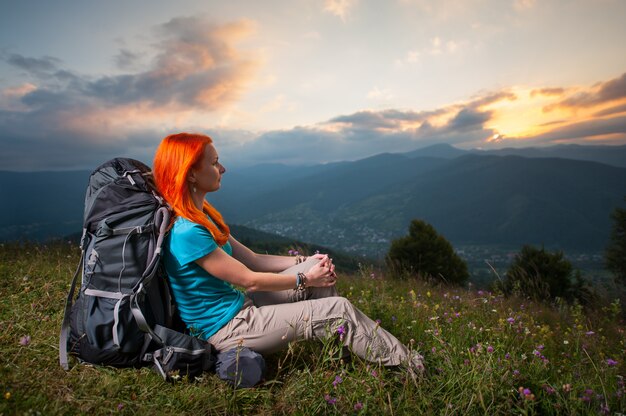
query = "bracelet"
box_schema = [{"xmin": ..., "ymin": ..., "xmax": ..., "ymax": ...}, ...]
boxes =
[
  {"xmin": 296, "ymin": 272, "xmax": 307, "ymax": 291},
  {"xmin": 295, "ymin": 254, "xmax": 306, "ymax": 265}
]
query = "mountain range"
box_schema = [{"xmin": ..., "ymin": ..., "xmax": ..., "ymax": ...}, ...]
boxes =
[{"xmin": 1, "ymin": 143, "xmax": 625, "ymax": 258}]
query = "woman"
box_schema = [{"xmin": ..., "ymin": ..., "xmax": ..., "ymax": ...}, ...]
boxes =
[{"xmin": 152, "ymin": 132, "xmax": 424, "ymax": 376}]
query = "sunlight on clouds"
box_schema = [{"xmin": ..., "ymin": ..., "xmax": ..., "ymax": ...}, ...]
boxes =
[
  {"xmin": 0, "ymin": 83, "xmax": 37, "ymax": 111},
  {"xmin": 324, "ymin": 0, "xmax": 358, "ymax": 21},
  {"xmin": 482, "ymin": 87, "xmax": 571, "ymax": 140},
  {"xmin": 367, "ymin": 87, "xmax": 395, "ymax": 101},
  {"xmin": 514, "ymin": 0, "xmax": 536, "ymax": 12}
]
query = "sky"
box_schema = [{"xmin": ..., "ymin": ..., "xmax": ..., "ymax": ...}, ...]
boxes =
[{"xmin": 1, "ymin": 0, "xmax": 626, "ymax": 171}]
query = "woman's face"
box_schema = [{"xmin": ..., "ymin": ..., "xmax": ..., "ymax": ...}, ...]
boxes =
[{"xmin": 190, "ymin": 143, "xmax": 226, "ymax": 193}]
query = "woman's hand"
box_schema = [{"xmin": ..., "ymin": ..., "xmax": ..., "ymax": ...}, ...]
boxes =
[{"xmin": 304, "ymin": 255, "xmax": 337, "ymax": 287}]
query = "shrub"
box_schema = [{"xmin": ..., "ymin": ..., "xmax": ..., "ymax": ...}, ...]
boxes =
[
  {"xmin": 605, "ymin": 200, "xmax": 626, "ymax": 285},
  {"xmin": 386, "ymin": 219, "xmax": 469, "ymax": 285},
  {"xmin": 504, "ymin": 245, "xmax": 593, "ymax": 304}
]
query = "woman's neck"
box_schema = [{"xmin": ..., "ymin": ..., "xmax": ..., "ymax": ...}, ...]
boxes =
[{"xmin": 190, "ymin": 191, "xmax": 206, "ymax": 211}]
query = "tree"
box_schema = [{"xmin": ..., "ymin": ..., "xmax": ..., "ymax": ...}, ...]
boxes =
[
  {"xmin": 606, "ymin": 200, "xmax": 626, "ymax": 285},
  {"xmin": 386, "ymin": 219, "xmax": 469, "ymax": 284},
  {"xmin": 504, "ymin": 245, "xmax": 590, "ymax": 303}
]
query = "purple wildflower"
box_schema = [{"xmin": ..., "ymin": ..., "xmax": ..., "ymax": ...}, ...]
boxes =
[
  {"xmin": 507, "ymin": 317, "xmax": 515, "ymax": 324},
  {"xmin": 332, "ymin": 375, "xmax": 343, "ymax": 387},
  {"xmin": 354, "ymin": 402, "xmax": 363, "ymax": 411},
  {"xmin": 324, "ymin": 394, "xmax": 337, "ymax": 405},
  {"xmin": 536, "ymin": 344, "xmax": 544, "ymax": 351},
  {"xmin": 543, "ymin": 385, "xmax": 556, "ymax": 395},
  {"xmin": 607, "ymin": 358, "xmax": 618, "ymax": 367},
  {"xmin": 19, "ymin": 335, "xmax": 30, "ymax": 346},
  {"xmin": 431, "ymin": 347, "xmax": 436, "ymax": 354},
  {"xmin": 487, "ymin": 346, "xmax": 494, "ymax": 353},
  {"xmin": 513, "ymin": 369, "xmax": 520, "ymax": 376},
  {"xmin": 371, "ymin": 370, "xmax": 378, "ymax": 378},
  {"xmin": 505, "ymin": 353, "xmax": 511, "ymax": 360},
  {"xmin": 585, "ymin": 331, "xmax": 595, "ymax": 336},
  {"xmin": 117, "ymin": 403, "xmax": 124, "ymax": 411}
]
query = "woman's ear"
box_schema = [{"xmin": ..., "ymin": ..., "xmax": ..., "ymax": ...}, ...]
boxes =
[{"xmin": 187, "ymin": 169, "xmax": 196, "ymax": 184}]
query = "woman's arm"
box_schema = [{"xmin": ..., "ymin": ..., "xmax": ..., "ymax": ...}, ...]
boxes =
[
  {"xmin": 229, "ymin": 235, "xmax": 315, "ymax": 272},
  {"xmin": 195, "ymin": 247, "xmax": 336, "ymax": 292}
]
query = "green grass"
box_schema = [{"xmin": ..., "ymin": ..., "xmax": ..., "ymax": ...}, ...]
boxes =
[{"xmin": 0, "ymin": 242, "xmax": 624, "ymax": 415}]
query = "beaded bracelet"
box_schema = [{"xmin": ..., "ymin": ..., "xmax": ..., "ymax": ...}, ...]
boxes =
[
  {"xmin": 296, "ymin": 272, "xmax": 307, "ymax": 291},
  {"xmin": 295, "ymin": 254, "xmax": 306, "ymax": 265}
]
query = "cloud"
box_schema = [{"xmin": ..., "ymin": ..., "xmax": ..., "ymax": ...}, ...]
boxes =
[
  {"xmin": 114, "ymin": 49, "xmax": 143, "ymax": 70},
  {"xmin": 545, "ymin": 72, "xmax": 626, "ymax": 111},
  {"xmin": 593, "ymin": 103, "xmax": 626, "ymax": 117},
  {"xmin": 523, "ymin": 115, "xmax": 626, "ymax": 145},
  {"xmin": 0, "ymin": 16, "xmax": 260, "ymax": 170},
  {"xmin": 530, "ymin": 87, "xmax": 565, "ymax": 97},
  {"xmin": 6, "ymin": 54, "xmax": 62, "ymax": 76},
  {"xmin": 323, "ymin": 0, "xmax": 358, "ymax": 21},
  {"xmin": 514, "ymin": 0, "xmax": 536, "ymax": 11}
]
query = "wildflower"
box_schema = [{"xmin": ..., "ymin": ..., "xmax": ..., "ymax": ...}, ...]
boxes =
[
  {"xmin": 533, "ymin": 349, "xmax": 541, "ymax": 357},
  {"xmin": 606, "ymin": 358, "xmax": 618, "ymax": 367},
  {"xmin": 426, "ymin": 291, "xmax": 431, "ymax": 298},
  {"xmin": 371, "ymin": 370, "xmax": 378, "ymax": 378},
  {"xmin": 431, "ymin": 347, "xmax": 436, "ymax": 354},
  {"xmin": 536, "ymin": 344, "xmax": 544, "ymax": 351},
  {"xmin": 337, "ymin": 325, "xmax": 346, "ymax": 342},
  {"xmin": 563, "ymin": 340, "xmax": 569, "ymax": 345},
  {"xmin": 507, "ymin": 317, "xmax": 515, "ymax": 324},
  {"xmin": 487, "ymin": 346, "xmax": 494, "ymax": 353},
  {"xmin": 562, "ymin": 384, "xmax": 572, "ymax": 393},
  {"xmin": 370, "ymin": 273, "xmax": 375, "ymax": 279},
  {"xmin": 518, "ymin": 387, "xmax": 535, "ymax": 401},
  {"xmin": 354, "ymin": 402, "xmax": 363, "ymax": 411},
  {"xmin": 513, "ymin": 369, "xmax": 520, "ymax": 376},
  {"xmin": 324, "ymin": 394, "xmax": 337, "ymax": 405},
  {"xmin": 19, "ymin": 335, "xmax": 31, "ymax": 346},
  {"xmin": 505, "ymin": 353, "xmax": 511, "ymax": 360},
  {"xmin": 288, "ymin": 249, "xmax": 294, "ymax": 255},
  {"xmin": 464, "ymin": 359, "xmax": 470, "ymax": 366},
  {"xmin": 332, "ymin": 375, "xmax": 343, "ymax": 388},
  {"xmin": 543, "ymin": 385, "xmax": 556, "ymax": 395},
  {"xmin": 585, "ymin": 331, "xmax": 595, "ymax": 336},
  {"xmin": 4, "ymin": 392, "xmax": 10, "ymax": 400},
  {"xmin": 117, "ymin": 403, "xmax": 124, "ymax": 411}
]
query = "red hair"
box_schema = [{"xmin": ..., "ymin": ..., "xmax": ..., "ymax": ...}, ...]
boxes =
[{"xmin": 153, "ymin": 132, "xmax": 230, "ymax": 245}]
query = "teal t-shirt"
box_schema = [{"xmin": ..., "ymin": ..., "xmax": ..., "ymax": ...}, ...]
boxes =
[{"xmin": 163, "ymin": 217, "xmax": 244, "ymax": 340}]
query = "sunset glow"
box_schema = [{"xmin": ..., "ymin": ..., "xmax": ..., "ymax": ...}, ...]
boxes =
[{"xmin": 1, "ymin": 1, "xmax": 625, "ymax": 170}]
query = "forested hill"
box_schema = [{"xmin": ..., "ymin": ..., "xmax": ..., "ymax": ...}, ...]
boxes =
[
  {"xmin": 211, "ymin": 153, "xmax": 626, "ymax": 255},
  {"xmin": 1, "ymin": 144, "xmax": 625, "ymax": 257}
]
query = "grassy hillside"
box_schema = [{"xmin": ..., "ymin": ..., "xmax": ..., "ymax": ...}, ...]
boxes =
[{"xmin": 1, "ymin": 242, "xmax": 624, "ymax": 415}]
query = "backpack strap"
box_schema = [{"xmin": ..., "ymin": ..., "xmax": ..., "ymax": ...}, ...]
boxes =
[
  {"xmin": 128, "ymin": 206, "xmax": 171, "ymax": 347},
  {"xmin": 59, "ymin": 244, "xmax": 85, "ymax": 370}
]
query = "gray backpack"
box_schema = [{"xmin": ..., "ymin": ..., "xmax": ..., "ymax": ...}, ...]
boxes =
[{"xmin": 59, "ymin": 158, "xmax": 216, "ymax": 379}]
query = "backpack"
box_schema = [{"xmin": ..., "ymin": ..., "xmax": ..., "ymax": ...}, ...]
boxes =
[{"xmin": 59, "ymin": 158, "xmax": 216, "ymax": 380}]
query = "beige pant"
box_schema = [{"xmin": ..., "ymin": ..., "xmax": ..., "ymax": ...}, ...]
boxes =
[{"xmin": 208, "ymin": 258, "xmax": 412, "ymax": 367}]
